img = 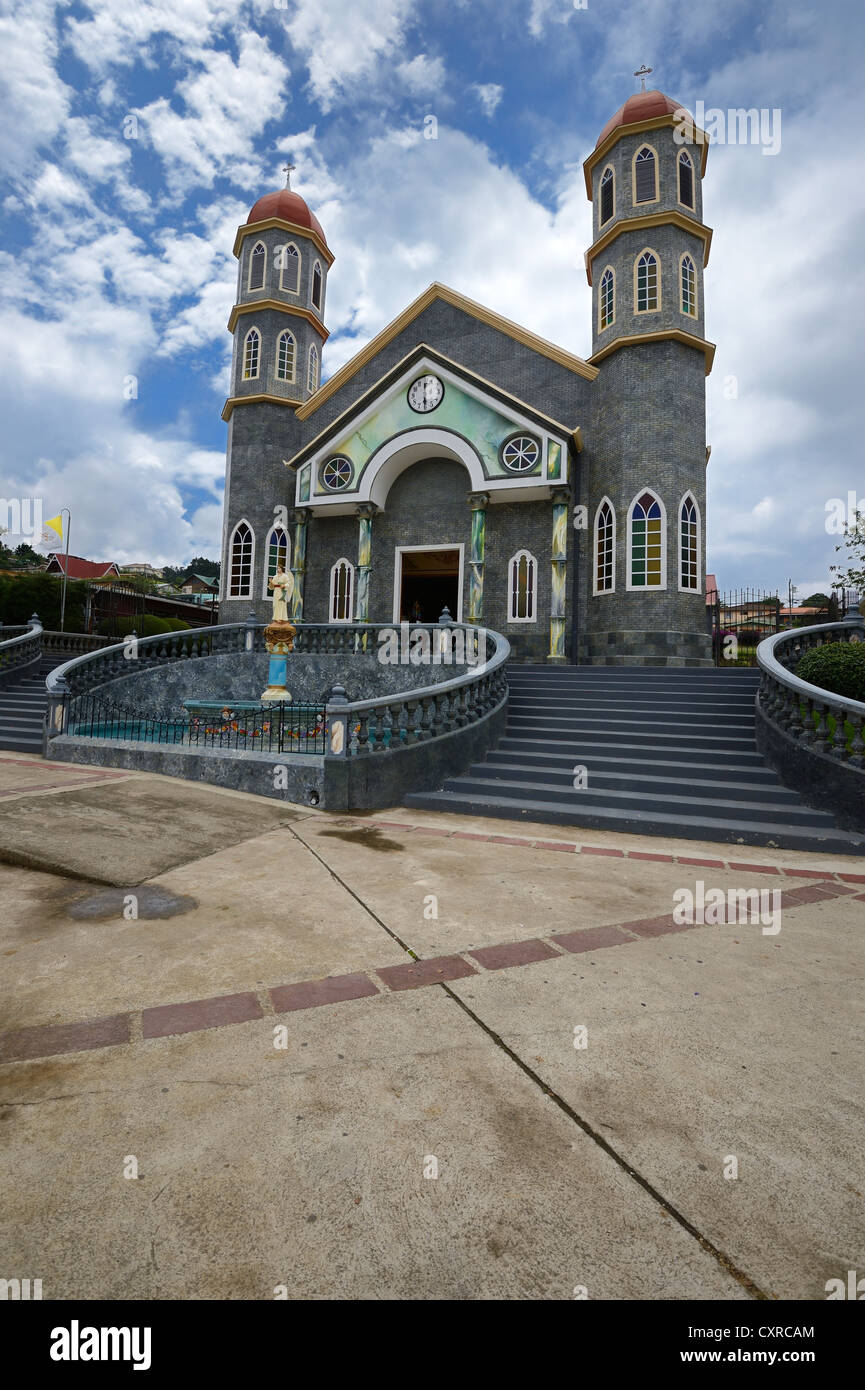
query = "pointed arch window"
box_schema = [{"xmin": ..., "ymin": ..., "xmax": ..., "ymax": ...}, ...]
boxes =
[
  {"xmin": 678, "ymin": 151, "xmax": 694, "ymax": 209},
  {"xmin": 248, "ymin": 241, "xmax": 266, "ymax": 291},
  {"xmin": 329, "ymin": 558, "xmax": 354, "ymax": 623},
  {"xmin": 507, "ymin": 550, "xmax": 537, "ymax": 622},
  {"xmin": 679, "ymin": 494, "xmax": 700, "ymax": 591},
  {"xmin": 278, "ymin": 242, "xmax": 300, "ymax": 292},
  {"xmin": 276, "ymin": 329, "xmax": 296, "ymax": 382},
  {"xmin": 311, "ymin": 261, "xmax": 323, "ymax": 311},
  {"xmin": 307, "ymin": 343, "xmax": 319, "ymax": 393},
  {"xmin": 680, "ymin": 254, "xmax": 697, "ymax": 317},
  {"xmin": 599, "ymin": 267, "xmax": 615, "ymax": 331},
  {"xmin": 594, "ymin": 498, "xmax": 615, "ymax": 594},
  {"xmin": 228, "ymin": 521, "xmax": 254, "ymax": 599},
  {"xmin": 633, "ymin": 146, "xmax": 658, "ymax": 204},
  {"xmin": 628, "ymin": 491, "xmax": 665, "ymax": 589},
  {"xmin": 599, "ymin": 166, "xmax": 614, "ymax": 225},
  {"xmin": 635, "ymin": 250, "xmax": 659, "ymax": 312},
  {"xmin": 262, "ymin": 526, "xmax": 289, "ymax": 598},
  {"xmin": 243, "ymin": 327, "xmax": 260, "ymax": 380}
]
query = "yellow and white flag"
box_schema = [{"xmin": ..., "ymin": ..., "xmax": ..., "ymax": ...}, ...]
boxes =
[{"xmin": 40, "ymin": 514, "xmax": 64, "ymax": 547}]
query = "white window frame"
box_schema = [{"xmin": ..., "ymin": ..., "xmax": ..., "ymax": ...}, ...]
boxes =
[
  {"xmin": 679, "ymin": 252, "xmax": 698, "ymax": 318},
  {"xmin": 592, "ymin": 496, "xmax": 616, "ymax": 596},
  {"xmin": 307, "ymin": 343, "xmax": 319, "ymax": 394},
  {"xmin": 228, "ymin": 519, "xmax": 255, "ymax": 600},
  {"xmin": 392, "ymin": 543, "xmax": 465, "ymax": 624},
  {"xmin": 677, "ymin": 491, "xmax": 702, "ymax": 593},
  {"xmin": 598, "ymin": 164, "xmax": 615, "ymax": 227},
  {"xmin": 311, "ymin": 259, "xmax": 323, "ymax": 312},
  {"xmin": 242, "ymin": 326, "xmax": 260, "ymax": 381},
  {"xmin": 329, "ymin": 557, "xmax": 355, "ymax": 623},
  {"xmin": 677, "ymin": 150, "xmax": 695, "ymax": 210},
  {"xmin": 275, "ymin": 329, "xmax": 296, "ymax": 383},
  {"xmin": 247, "ymin": 240, "xmax": 267, "ymax": 292},
  {"xmin": 598, "ymin": 265, "xmax": 615, "ymax": 332},
  {"xmin": 634, "ymin": 248, "xmax": 661, "ymax": 314},
  {"xmin": 261, "ymin": 525, "xmax": 290, "ymax": 599},
  {"xmin": 626, "ymin": 488, "xmax": 667, "ymax": 592},
  {"xmin": 279, "ymin": 241, "xmax": 300, "ymax": 293},
  {"xmin": 632, "ymin": 143, "xmax": 659, "ymax": 206},
  {"xmin": 507, "ymin": 549, "xmax": 538, "ymax": 623}
]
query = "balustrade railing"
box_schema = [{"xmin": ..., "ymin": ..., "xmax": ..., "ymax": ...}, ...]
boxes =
[
  {"xmin": 756, "ymin": 603, "xmax": 865, "ymax": 769},
  {"xmin": 44, "ymin": 616, "xmax": 510, "ymax": 761},
  {"xmin": 0, "ymin": 615, "xmax": 42, "ymax": 681}
]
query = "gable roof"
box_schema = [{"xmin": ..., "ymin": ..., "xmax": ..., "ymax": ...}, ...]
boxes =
[
  {"xmin": 45, "ymin": 553, "xmax": 121, "ymax": 579},
  {"xmin": 295, "ymin": 282, "xmax": 598, "ymax": 421},
  {"xmin": 285, "ymin": 342, "xmax": 582, "ymax": 473}
]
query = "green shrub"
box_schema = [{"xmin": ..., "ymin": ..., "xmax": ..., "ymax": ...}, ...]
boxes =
[
  {"xmin": 797, "ymin": 641, "xmax": 865, "ymax": 702},
  {"xmin": 0, "ymin": 572, "xmax": 87, "ymax": 630}
]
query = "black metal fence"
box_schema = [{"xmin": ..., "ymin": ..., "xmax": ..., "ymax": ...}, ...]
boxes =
[
  {"xmin": 710, "ymin": 588, "xmax": 782, "ymax": 667},
  {"xmin": 68, "ymin": 694, "xmax": 328, "ymax": 754}
]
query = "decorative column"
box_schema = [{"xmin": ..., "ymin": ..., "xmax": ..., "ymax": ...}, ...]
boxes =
[
  {"xmin": 549, "ymin": 488, "xmax": 569, "ymax": 663},
  {"xmin": 355, "ymin": 504, "xmax": 377, "ymax": 623},
  {"xmin": 290, "ymin": 508, "xmax": 308, "ymax": 622},
  {"xmin": 467, "ymin": 492, "xmax": 490, "ymax": 624}
]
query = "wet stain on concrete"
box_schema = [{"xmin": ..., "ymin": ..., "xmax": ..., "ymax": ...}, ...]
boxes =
[
  {"xmin": 67, "ymin": 886, "xmax": 198, "ymax": 921},
  {"xmin": 317, "ymin": 828, "xmax": 403, "ymax": 854}
]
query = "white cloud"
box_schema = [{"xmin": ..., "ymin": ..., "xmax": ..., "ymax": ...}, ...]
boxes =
[
  {"xmin": 285, "ymin": 0, "xmax": 413, "ymax": 110},
  {"xmin": 472, "ymin": 83, "xmax": 503, "ymax": 117},
  {"xmin": 0, "ymin": 1, "xmax": 71, "ymax": 177},
  {"xmin": 397, "ymin": 54, "xmax": 447, "ymax": 94}
]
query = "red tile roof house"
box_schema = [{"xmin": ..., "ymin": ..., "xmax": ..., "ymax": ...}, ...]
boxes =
[{"xmin": 43, "ymin": 554, "xmax": 121, "ymax": 580}]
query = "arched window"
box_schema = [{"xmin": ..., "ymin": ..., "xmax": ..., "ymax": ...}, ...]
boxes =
[
  {"xmin": 593, "ymin": 498, "xmax": 615, "ymax": 595},
  {"xmin": 680, "ymin": 254, "xmax": 697, "ymax": 317},
  {"xmin": 599, "ymin": 267, "xmax": 615, "ymax": 331},
  {"xmin": 628, "ymin": 490, "xmax": 665, "ymax": 590},
  {"xmin": 228, "ymin": 520, "xmax": 254, "ymax": 599},
  {"xmin": 276, "ymin": 330, "xmax": 296, "ymax": 382},
  {"xmin": 307, "ymin": 343, "xmax": 318, "ymax": 393},
  {"xmin": 679, "ymin": 493, "xmax": 700, "ymax": 592},
  {"xmin": 507, "ymin": 550, "xmax": 537, "ymax": 622},
  {"xmin": 635, "ymin": 250, "xmax": 659, "ymax": 312},
  {"xmin": 678, "ymin": 151, "xmax": 694, "ymax": 209},
  {"xmin": 633, "ymin": 145, "xmax": 658, "ymax": 204},
  {"xmin": 329, "ymin": 558, "xmax": 354, "ymax": 623},
  {"xmin": 248, "ymin": 241, "xmax": 266, "ymax": 291},
  {"xmin": 242, "ymin": 326, "xmax": 260, "ymax": 380},
  {"xmin": 279, "ymin": 242, "xmax": 300, "ymax": 292},
  {"xmin": 311, "ymin": 261, "xmax": 323, "ymax": 311},
  {"xmin": 599, "ymin": 166, "xmax": 614, "ymax": 225},
  {"xmin": 262, "ymin": 526, "xmax": 289, "ymax": 598}
]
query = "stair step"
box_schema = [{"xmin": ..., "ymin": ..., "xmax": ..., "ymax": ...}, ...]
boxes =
[
  {"xmin": 403, "ymin": 790, "xmax": 865, "ymax": 855},
  {"xmin": 493, "ymin": 743, "xmax": 773, "ymax": 776},
  {"xmin": 496, "ymin": 735, "xmax": 767, "ymax": 765},
  {"xmin": 477, "ymin": 758, "xmax": 795, "ymax": 802},
  {"xmin": 439, "ymin": 775, "xmax": 836, "ymax": 829}
]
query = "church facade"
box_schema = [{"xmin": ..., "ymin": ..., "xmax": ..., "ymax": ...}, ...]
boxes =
[{"xmin": 219, "ymin": 89, "xmax": 715, "ymax": 666}]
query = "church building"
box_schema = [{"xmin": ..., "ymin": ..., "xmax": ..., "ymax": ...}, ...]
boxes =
[{"xmin": 219, "ymin": 86, "xmax": 715, "ymax": 666}]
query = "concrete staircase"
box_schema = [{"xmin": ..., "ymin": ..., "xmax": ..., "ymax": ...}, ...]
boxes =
[
  {"xmin": 405, "ymin": 665, "xmax": 865, "ymax": 854},
  {"xmin": 0, "ymin": 657, "xmax": 56, "ymax": 754}
]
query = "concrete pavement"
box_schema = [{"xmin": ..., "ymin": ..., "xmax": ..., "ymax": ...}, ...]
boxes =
[{"xmin": 1, "ymin": 753, "xmax": 863, "ymax": 1299}]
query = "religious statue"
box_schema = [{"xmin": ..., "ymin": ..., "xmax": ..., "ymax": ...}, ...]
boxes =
[{"xmin": 268, "ymin": 564, "xmax": 294, "ymax": 621}]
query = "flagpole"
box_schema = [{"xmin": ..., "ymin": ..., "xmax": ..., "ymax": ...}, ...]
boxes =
[{"xmin": 60, "ymin": 508, "xmax": 71, "ymax": 633}]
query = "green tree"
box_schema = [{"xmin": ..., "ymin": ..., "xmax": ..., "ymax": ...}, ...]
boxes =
[{"xmin": 831, "ymin": 513, "xmax": 865, "ymax": 593}]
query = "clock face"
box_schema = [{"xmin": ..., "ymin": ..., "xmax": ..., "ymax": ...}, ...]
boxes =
[{"xmin": 408, "ymin": 374, "xmax": 444, "ymax": 413}]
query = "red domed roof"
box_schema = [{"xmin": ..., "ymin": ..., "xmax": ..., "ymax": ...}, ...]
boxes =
[
  {"xmin": 596, "ymin": 90, "xmax": 690, "ymax": 148},
  {"xmin": 247, "ymin": 188, "xmax": 327, "ymax": 245}
]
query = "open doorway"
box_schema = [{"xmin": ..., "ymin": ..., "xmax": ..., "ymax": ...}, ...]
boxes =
[{"xmin": 394, "ymin": 545, "xmax": 463, "ymax": 623}]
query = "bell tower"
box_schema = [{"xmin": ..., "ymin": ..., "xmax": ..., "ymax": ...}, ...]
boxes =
[{"xmin": 581, "ymin": 75, "xmax": 715, "ymax": 665}]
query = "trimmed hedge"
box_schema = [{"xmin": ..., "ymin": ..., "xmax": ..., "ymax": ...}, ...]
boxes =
[
  {"xmin": 0, "ymin": 572, "xmax": 87, "ymax": 630},
  {"xmin": 797, "ymin": 641, "xmax": 865, "ymax": 703},
  {"xmin": 104, "ymin": 615, "xmax": 191, "ymax": 638}
]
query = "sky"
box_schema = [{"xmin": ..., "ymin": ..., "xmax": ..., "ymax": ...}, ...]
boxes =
[{"xmin": 0, "ymin": 0, "xmax": 862, "ymax": 600}]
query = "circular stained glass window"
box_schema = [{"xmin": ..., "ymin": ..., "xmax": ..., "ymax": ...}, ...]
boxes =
[
  {"xmin": 501, "ymin": 434, "xmax": 541, "ymax": 473},
  {"xmin": 321, "ymin": 456, "xmax": 353, "ymax": 491}
]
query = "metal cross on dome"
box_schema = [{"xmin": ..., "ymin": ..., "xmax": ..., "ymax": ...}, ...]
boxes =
[
  {"xmin": 282, "ymin": 162, "xmax": 296, "ymax": 189},
  {"xmin": 634, "ymin": 65, "xmax": 653, "ymax": 91}
]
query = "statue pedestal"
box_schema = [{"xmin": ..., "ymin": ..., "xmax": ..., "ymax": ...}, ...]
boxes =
[{"xmin": 262, "ymin": 621, "xmax": 296, "ymax": 702}]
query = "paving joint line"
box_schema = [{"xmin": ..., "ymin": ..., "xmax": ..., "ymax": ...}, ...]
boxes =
[{"xmin": 285, "ymin": 823, "xmax": 771, "ymax": 1300}]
